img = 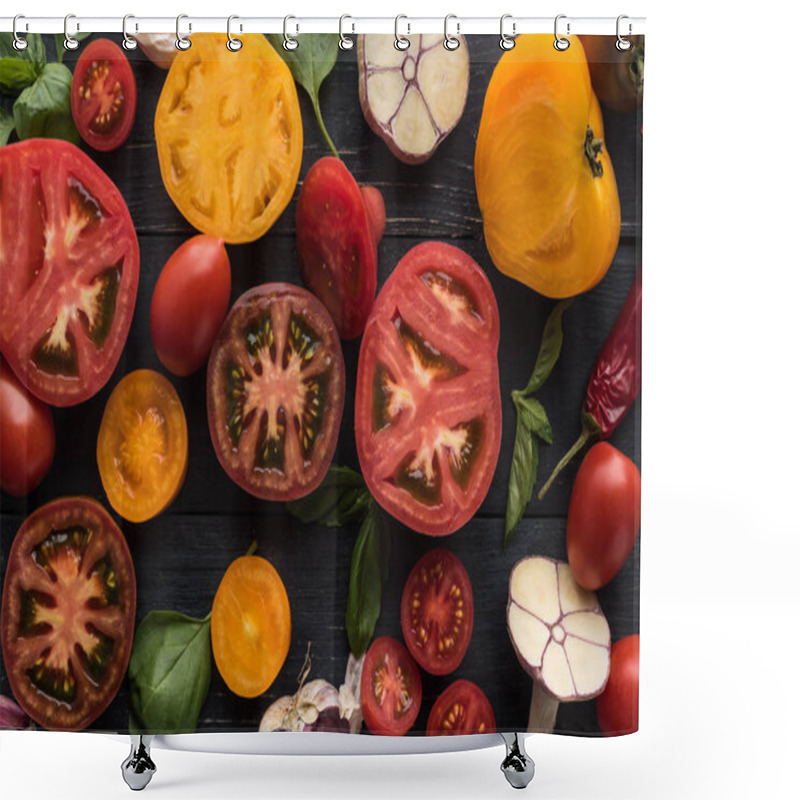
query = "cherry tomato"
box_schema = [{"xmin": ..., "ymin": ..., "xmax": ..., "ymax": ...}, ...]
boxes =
[
  {"xmin": 0, "ymin": 356, "xmax": 55, "ymax": 496},
  {"xmin": 150, "ymin": 236, "xmax": 231, "ymax": 376},
  {"xmin": 567, "ymin": 442, "xmax": 641, "ymax": 590},
  {"xmin": 0, "ymin": 139, "xmax": 139, "ymax": 407},
  {"xmin": 0, "ymin": 497, "xmax": 136, "ymax": 730},
  {"xmin": 596, "ymin": 634, "xmax": 639, "ymax": 735},
  {"xmin": 580, "ymin": 35, "xmax": 644, "ymax": 113},
  {"xmin": 71, "ymin": 38, "xmax": 137, "ymax": 152},
  {"xmin": 360, "ymin": 637, "xmax": 422, "ymax": 736},
  {"xmin": 355, "ymin": 242, "xmax": 502, "ymax": 535},
  {"xmin": 426, "ymin": 680, "xmax": 496, "ymax": 735},
  {"xmin": 401, "ymin": 549, "xmax": 473, "ymax": 675},
  {"xmin": 207, "ymin": 283, "xmax": 345, "ymax": 501},
  {"xmin": 296, "ymin": 157, "xmax": 385, "ymax": 339}
]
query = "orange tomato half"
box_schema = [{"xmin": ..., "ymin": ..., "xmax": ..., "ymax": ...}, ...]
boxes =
[
  {"xmin": 97, "ymin": 369, "xmax": 188, "ymax": 523},
  {"xmin": 211, "ymin": 555, "xmax": 291, "ymax": 698}
]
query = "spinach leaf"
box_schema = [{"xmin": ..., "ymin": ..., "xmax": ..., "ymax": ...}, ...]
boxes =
[
  {"xmin": 269, "ymin": 33, "xmax": 339, "ymax": 157},
  {"xmin": 286, "ymin": 465, "xmax": 371, "ymax": 526},
  {"xmin": 13, "ymin": 63, "xmax": 79, "ymax": 144},
  {"xmin": 0, "ymin": 108, "xmax": 14, "ymax": 146},
  {"xmin": 523, "ymin": 299, "xmax": 573, "ymax": 395},
  {"xmin": 128, "ymin": 611, "xmax": 212, "ymax": 735},
  {"xmin": 0, "ymin": 33, "xmax": 46, "ymax": 93}
]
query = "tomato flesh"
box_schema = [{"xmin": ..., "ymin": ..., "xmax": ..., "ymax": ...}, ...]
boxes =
[
  {"xmin": 0, "ymin": 139, "xmax": 139, "ymax": 406},
  {"xmin": 596, "ymin": 634, "xmax": 639, "ymax": 735},
  {"xmin": 401, "ymin": 549, "xmax": 473, "ymax": 675},
  {"xmin": 426, "ymin": 680, "xmax": 496, "ymax": 735},
  {"xmin": 355, "ymin": 242, "xmax": 502, "ymax": 535},
  {"xmin": 0, "ymin": 497, "xmax": 136, "ymax": 731},
  {"xmin": 360, "ymin": 637, "xmax": 422, "ymax": 735}
]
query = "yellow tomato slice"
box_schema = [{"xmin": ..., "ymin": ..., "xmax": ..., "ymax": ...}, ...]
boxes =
[
  {"xmin": 155, "ymin": 33, "xmax": 303, "ymax": 244},
  {"xmin": 97, "ymin": 369, "xmax": 188, "ymax": 523}
]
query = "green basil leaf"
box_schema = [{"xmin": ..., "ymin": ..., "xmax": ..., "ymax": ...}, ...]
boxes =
[
  {"xmin": 346, "ymin": 502, "xmax": 389, "ymax": 657},
  {"xmin": 13, "ymin": 63, "xmax": 79, "ymax": 144},
  {"xmin": 514, "ymin": 394, "xmax": 553, "ymax": 445},
  {"xmin": 269, "ymin": 33, "xmax": 339, "ymax": 157},
  {"xmin": 128, "ymin": 611, "xmax": 212, "ymax": 735},
  {"xmin": 504, "ymin": 413, "xmax": 539, "ymax": 546},
  {"xmin": 286, "ymin": 465, "xmax": 371, "ymax": 527},
  {"xmin": 55, "ymin": 31, "xmax": 91, "ymax": 64},
  {"xmin": 0, "ymin": 58, "xmax": 40, "ymax": 93},
  {"xmin": 0, "ymin": 108, "xmax": 14, "ymax": 146},
  {"xmin": 524, "ymin": 299, "xmax": 574, "ymax": 395}
]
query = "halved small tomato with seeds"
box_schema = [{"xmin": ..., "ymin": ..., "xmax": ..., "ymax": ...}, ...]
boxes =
[
  {"xmin": 401, "ymin": 549, "xmax": 473, "ymax": 675},
  {"xmin": 0, "ymin": 496, "xmax": 136, "ymax": 731},
  {"xmin": 355, "ymin": 242, "xmax": 502, "ymax": 535},
  {"xmin": 97, "ymin": 369, "xmax": 188, "ymax": 523},
  {"xmin": 207, "ymin": 283, "xmax": 345, "ymax": 501},
  {"xmin": 71, "ymin": 38, "xmax": 137, "ymax": 152},
  {"xmin": 361, "ymin": 636, "xmax": 422, "ymax": 736},
  {"xmin": 426, "ymin": 680, "xmax": 496, "ymax": 736},
  {"xmin": 0, "ymin": 139, "xmax": 139, "ymax": 406}
]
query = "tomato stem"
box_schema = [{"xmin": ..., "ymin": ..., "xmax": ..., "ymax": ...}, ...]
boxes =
[
  {"xmin": 312, "ymin": 96, "xmax": 340, "ymax": 159},
  {"xmin": 584, "ymin": 126, "xmax": 605, "ymax": 178},
  {"xmin": 245, "ymin": 540, "xmax": 258, "ymax": 557},
  {"xmin": 629, "ymin": 43, "xmax": 645, "ymax": 96}
]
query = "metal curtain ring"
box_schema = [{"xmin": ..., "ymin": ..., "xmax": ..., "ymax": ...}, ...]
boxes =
[
  {"xmin": 12, "ymin": 15, "xmax": 28, "ymax": 51},
  {"xmin": 283, "ymin": 15, "xmax": 298, "ymax": 51},
  {"xmin": 554, "ymin": 14, "xmax": 570, "ymax": 51},
  {"xmin": 616, "ymin": 14, "xmax": 632, "ymax": 51},
  {"xmin": 339, "ymin": 15, "xmax": 354, "ymax": 50},
  {"xmin": 499, "ymin": 13, "xmax": 516, "ymax": 51},
  {"xmin": 227, "ymin": 15, "xmax": 242, "ymax": 51},
  {"xmin": 175, "ymin": 14, "xmax": 192, "ymax": 50},
  {"xmin": 394, "ymin": 15, "xmax": 410, "ymax": 51},
  {"xmin": 122, "ymin": 14, "xmax": 138, "ymax": 51},
  {"xmin": 443, "ymin": 14, "xmax": 460, "ymax": 51},
  {"xmin": 64, "ymin": 14, "xmax": 80, "ymax": 51}
]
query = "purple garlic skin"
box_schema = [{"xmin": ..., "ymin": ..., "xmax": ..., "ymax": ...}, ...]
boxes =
[
  {"xmin": 0, "ymin": 695, "xmax": 31, "ymax": 730},
  {"xmin": 259, "ymin": 679, "xmax": 343, "ymax": 733},
  {"xmin": 307, "ymin": 707, "xmax": 351, "ymax": 733}
]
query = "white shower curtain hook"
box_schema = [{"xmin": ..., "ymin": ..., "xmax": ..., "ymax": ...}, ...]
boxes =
[
  {"xmin": 499, "ymin": 13, "xmax": 516, "ymax": 51},
  {"xmin": 12, "ymin": 15, "xmax": 28, "ymax": 51},
  {"xmin": 122, "ymin": 15, "xmax": 138, "ymax": 51},
  {"xmin": 339, "ymin": 15, "xmax": 354, "ymax": 50},
  {"xmin": 394, "ymin": 15, "xmax": 410, "ymax": 51},
  {"xmin": 63, "ymin": 14, "xmax": 80, "ymax": 51},
  {"xmin": 443, "ymin": 14, "xmax": 460, "ymax": 50},
  {"xmin": 554, "ymin": 14, "xmax": 570, "ymax": 51},
  {"xmin": 175, "ymin": 14, "xmax": 192, "ymax": 50},
  {"xmin": 616, "ymin": 14, "xmax": 632, "ymax": 51},
  {"xmin": 283, "ymin": 15, "xmax": 299, "ymax": 51},
  {"xmin": 227, "ymin": 15, "xmax": 243, "ymax": 51}
]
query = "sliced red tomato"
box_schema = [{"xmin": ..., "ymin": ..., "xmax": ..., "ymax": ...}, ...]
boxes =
[
  {"xmin": 207, "ymin": 283, "xmax": 345, "ymax": 501},
  {"xmin": 401, "ymin": 548, "xmax": 473, "ymax": 675},
  {"xmin": 71, "ymin": 38, "xmax": 137, "ymax": 152},
  {"xmin": 0, "ymin": 497, "xmax": 136, "ymax": 731},
  {"xmin": 0, "ymin": 139, "xmax": 139, "ymax": 407},
  {"xmin": 426, "ymin": 680, "xmax": 496, "ymax": 735},
  {"xmin": 355, "ymin": 242, "xmax": 502, "ymax": 535},
  {"xmin": 360, "ymin": 637, "xmax": 422, "ymax": 735}
]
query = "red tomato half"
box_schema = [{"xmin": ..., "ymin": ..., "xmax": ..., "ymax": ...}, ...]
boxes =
[
  {"xmin": 0, "ymin": 139, "xmax": 139, "ymax": 406},
  {"xmin": 355, "ymin": 242, "xmax": 502, "ymax": 535},
  {"xmin": 71, "ymin": 38, "xmax": 137, "ymax": 152},
  {"xmin": 401, "ymin": 549, "xmax": 474, "ymax": 675},
  {"xmin": 596, "ymin": 634, "xmax": 639, "ymax": 736},
  {"xmin": 360, "ymin": 637, "xmax": 422, "ymax": 735},
  {"xmin": 427, "ymin": 680, "xmax": 496, "ymax": 735}
]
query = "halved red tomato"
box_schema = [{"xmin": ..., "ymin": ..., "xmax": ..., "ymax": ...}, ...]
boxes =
[
  {"xmin": 360, "ymin": 636, "xmax": 422, "ymax": 736},
  {"xmin": 426, "ymin": 680, "xmax": 496, "ymax": 735},
  {"xmin": 355, "ymin": 242, "xmax": 502, "ymax": 535},
  {"xmin": 207, "ymin": 283, "xmax": 345, "ymax": 501},
  {"xmin": 0, "ymin": 496, "xmax": 136, "ymax": 731},
  {"xmin": 71, "ymin": 38, "xmax": 137, "ymax": 152},
  {"xmin": 0, "ymin": 139, "xmax": 139, "ymax": 407},
  {"xmin": 401, "ymin": 548, "xmax": 473, "ymax": 675}
]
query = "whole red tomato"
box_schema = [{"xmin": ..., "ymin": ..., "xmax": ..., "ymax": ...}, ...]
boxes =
[
  {"xmin": 0, "ymin": 356, "xmax": 55, "ymax": 496},
  {"xmin": 566, "ymin": 442, "xmax": 641, "ymax": 590},
  {"xmin": 596, "ymin": 634, "xmax": 639, "ymax": 735}
]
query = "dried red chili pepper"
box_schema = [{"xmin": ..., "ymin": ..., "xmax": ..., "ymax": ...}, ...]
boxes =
[{"xmin": 538, "ymin": 269, "xmax": 642, "ymax": 500}]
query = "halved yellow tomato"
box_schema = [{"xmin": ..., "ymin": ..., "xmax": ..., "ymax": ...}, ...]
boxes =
[
  {"xmin": 154, "ymin": 33, "xmax": 303, "ymax": 244},
  {"xmin": 97, "ymin": 369, "xmax": 188, "ymax": 523}
]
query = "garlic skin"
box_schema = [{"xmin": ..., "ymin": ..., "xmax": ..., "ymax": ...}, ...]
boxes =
[
  {"xmin": 259, "ymin": 679, "xmax": 347, "ymax": 733},
  {"xmin": 0, "ymin": 695, "xmax": 31, "ymax": 730},
  {"xmin": 338, "ymin": 653, "xmax": 364, "ymax": 734},
  {"xmin": 136, "ymin": 33, "xmax": 181, "ymax": 69}
]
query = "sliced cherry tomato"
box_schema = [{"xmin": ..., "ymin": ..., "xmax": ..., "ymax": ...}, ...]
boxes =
[
  {"xmin": 71, "ymin": 38, "xmax": 137, "ymax": 152},
  {"xmin": 426, "ymin": 680, "xmax": 496, "ymax": 735},
  {"xmin": 296, "ymin": 157, "xmax": 384, "ymax": 339},
  {"xmin": 155, "ymin": 33, "xmax": 303, "ymax": 244},
  {"xmin": 567, "ymin": 443, "xmax": 641, "ymax": 590},
  {"xmin": 97, "ymin": 369, "xmax": 188, "ymax": 523},
  {"xmin": 0, "ymin": 497, "xmax": 136, "ymax": 730},
  {"xmin": 596, "ymin": 634, "xmax": 639, "ymax": 735},
  {"xmin": 0, "ymin": 139, "xmax": 139, "ymax": 407},
  {"xmin": 355, "ymin": 242, "xmax": 502, "ymax": 535},
  {"xmin": 360, "ymin": 637, "xmax": 422, "ymax": 736},
  {"xmin": 0, "ymin": 355, "xmax": 55, "ymax": 496},
  {"xmin": 207, "ymin": 283, "xmax": 345, "ymax": 501},
  {"xmin": 150, "ymin": 235, "xmax": 231, "ymax": 376},
  {"xmin": 211, "ymin": 554, "xmax": 291, "ymax": 698},
  {"xmin": 400, "ymin": 549, "xmax": 473, "ymax": 675}
]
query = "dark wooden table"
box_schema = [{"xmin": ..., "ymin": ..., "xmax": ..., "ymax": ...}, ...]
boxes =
[{"xmin": 0, "ymin": 34, "xmax": 641, "ymax": 736}]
